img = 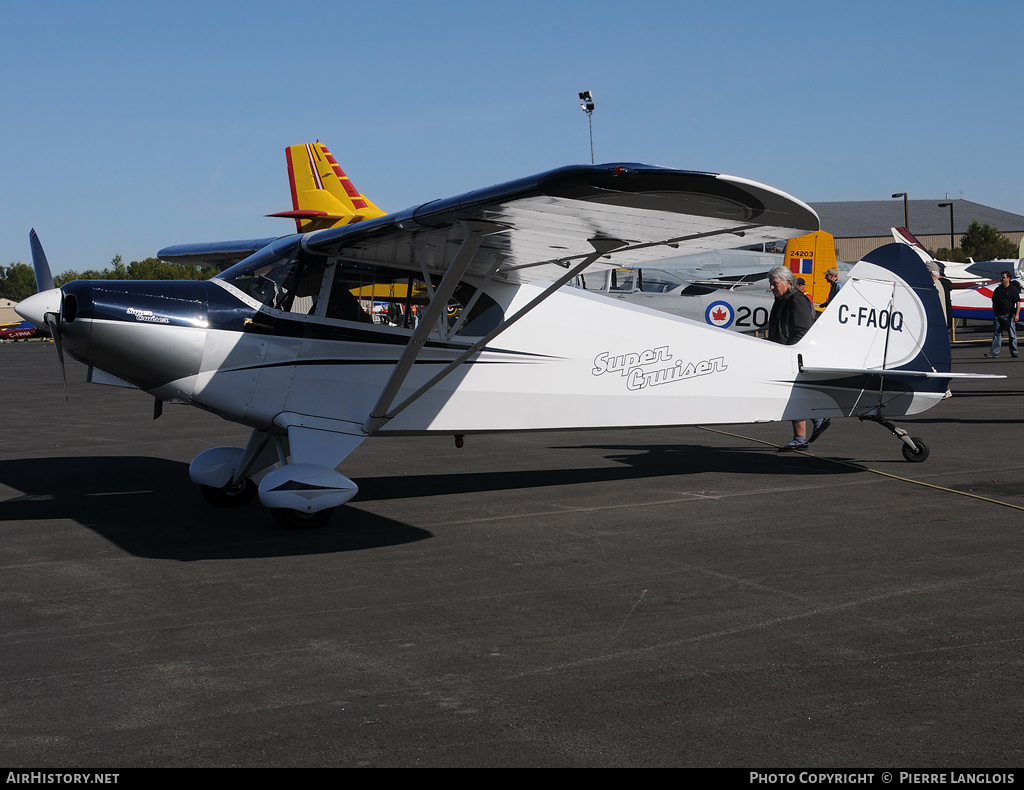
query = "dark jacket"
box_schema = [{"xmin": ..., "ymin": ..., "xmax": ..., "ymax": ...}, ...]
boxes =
[
  {"xmin": 991, "ymin": 281, "xmax": 1021, "ymax": 317},
  {"xmin": 768, "ymin": 288, "xmax": 814, "ymax": 346}
]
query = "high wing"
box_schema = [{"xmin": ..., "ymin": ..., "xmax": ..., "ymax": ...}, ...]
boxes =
[{"xmin": 298, "ymin": 163, "xmax": 819, "ymax": 282}]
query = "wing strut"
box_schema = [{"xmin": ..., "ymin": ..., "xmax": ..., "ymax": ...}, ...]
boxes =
[
  {"xmin": 365, "ymin": 221, "xmax": 502, "ymax": 433},
  {"xmin": 364, "ymin": 236, "xmax": 627, "ymax": 434}
]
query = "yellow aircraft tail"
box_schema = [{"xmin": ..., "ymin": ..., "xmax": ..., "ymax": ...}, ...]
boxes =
[
  {"xmin": 782, "ymin": 230, "xmax": 837, "ymax": 311},
  {"xmin": 268, "ymin": 142, "xmax": 387, "ymax": 232}
]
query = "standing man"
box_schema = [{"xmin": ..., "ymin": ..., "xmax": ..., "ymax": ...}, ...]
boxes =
[
  {"xmin": 984, "ymin": 271, "xmax": 1021, "ymax": 359},
  {"xmin": 818, "ymin": 268, "xmax": 843, "ymax": 309},
  {"xmin": 767, "ymin": 266, "xmax": 829, "ymax": 451}
]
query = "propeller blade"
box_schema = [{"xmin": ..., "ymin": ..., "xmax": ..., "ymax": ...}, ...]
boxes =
[
  {"xmin": 44, "ymin": 311, "xmax": 68, "ymax": 401},
  {"xmin": 29, "ymin": 229, "xmax": 55, "ymax": 293},
  {"xmin": 25, "ymin": 231, "xmax": 67, "ymax": 398}
]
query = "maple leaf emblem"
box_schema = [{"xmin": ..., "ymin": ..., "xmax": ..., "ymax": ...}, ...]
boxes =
[{"xmin": 711, "ymin": 307, "xmax": 728, "ymax": 322}]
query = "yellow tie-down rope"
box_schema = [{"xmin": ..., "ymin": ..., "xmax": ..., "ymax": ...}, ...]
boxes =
[{"xmin": 697, "ymin": 425, "xmax": 1024, "ymax": 513}]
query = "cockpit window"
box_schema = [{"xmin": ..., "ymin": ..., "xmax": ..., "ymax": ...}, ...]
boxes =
[
  {"xmin": 219, "ymin": 242, "xmax": 502, "ymax": 336},
  {"xmin": 609, "ymin": 269, "xmax": 637, "ymax": 293},
  {"xmin": 326, "ymin": 261, "xmax": 503, "ymax": 336},
  {"xmin": 326, "ymin": 262, "xmax": 424, "ymax": 326},
  {"xmin": 640, "ymin": 268, "xmax": 686, "ymax": 293}
]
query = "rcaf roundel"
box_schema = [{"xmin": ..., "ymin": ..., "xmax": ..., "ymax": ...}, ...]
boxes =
[{"xmin": 705, "ymin": 300, "xmax": 735, "ymax": 328}]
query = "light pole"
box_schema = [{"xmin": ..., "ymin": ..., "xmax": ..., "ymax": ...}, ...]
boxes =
[
  {"xmin": 938, "ymin": 202, "xmax": 955, "ymax": 252},
  {"xmin": 579, "ymin": 90, "xmax": 595, "ymax": 164},
  {"xmin": 892, "ymin": 192, "xmax": 909, "ymax": 231}
]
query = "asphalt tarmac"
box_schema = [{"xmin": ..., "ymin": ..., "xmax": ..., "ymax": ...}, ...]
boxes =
[{"xmin": 1, "ymin": 331, "xmax": 1022, "ymax": 768}]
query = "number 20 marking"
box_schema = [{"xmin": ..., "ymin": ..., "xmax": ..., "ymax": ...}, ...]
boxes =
[{"xmin": 736, "ymin": 306, "xmax": 768, "ymax": 327}]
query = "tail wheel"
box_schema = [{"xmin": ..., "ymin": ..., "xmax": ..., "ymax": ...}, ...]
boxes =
[
  {"xmin": 901, "ymin": 437, "xmax": 930, "ymax": 463},
  {"xmin": 199, "ymin": 478, "xmax": 258, "ymax": 507},
  {"xmin": 271, "ymin": 507, "xmax": 335, "ymax": 530}
]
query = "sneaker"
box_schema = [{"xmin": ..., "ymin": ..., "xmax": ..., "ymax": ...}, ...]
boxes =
[
  {"xmin": 778, "ymin": 438, "xmax": 809, "ymax": 452},
  {"xmin": 1013, "ymin": 354, "xmax": 1019, "ymax": 358},
  {"xmin": 984, "ymin": 353, "xmax": 1000, "ymax": 358},
  {"xmin": 809, "ymin": 418, "xmax": 832, "ymax": 444}
]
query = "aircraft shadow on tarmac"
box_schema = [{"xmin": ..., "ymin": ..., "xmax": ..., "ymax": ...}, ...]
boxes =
[
  {"xmin": 353, "ymin": 442, "xmax": 858, "ymax": 503},
  {"xmin": 0, "ymin": 456, "xmax": 431, "ymax": 561},
  {"xmin": 0, "ymin": 443, "xmax": 856, "ymax": 558}
]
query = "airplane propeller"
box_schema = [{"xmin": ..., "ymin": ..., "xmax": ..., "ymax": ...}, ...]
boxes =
[
  {"xmin": 28, "ymin": 229, "xmax": 55, "ymax": 292},
  {"xmin": 27, "ymin": 230, "xmax": 68, "ymax": 399}
]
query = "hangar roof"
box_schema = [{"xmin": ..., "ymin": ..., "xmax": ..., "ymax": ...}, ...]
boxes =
[{"xmin": 808, "ymin": 199, "xmax": 1024, "ymax": 238}]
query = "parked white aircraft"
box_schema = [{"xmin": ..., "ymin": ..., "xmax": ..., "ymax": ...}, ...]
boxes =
[
  {"xmin": 892, "ymin": 227, "xmax": 1022, "ymax": 285},
  {"xmin": 573, "ymin": 229, "xmax": 844, "ymax": 332},
  {"xmin": 889, "ymin": 228, "xmax": 1024, "ymax": 323},
  {"xmin": 575, "ymin": 266, "xmax": 776, "ymax": 332},
  {"xmin": 18, "ymin": 162, "xmax": 984, "ymax": 528}
]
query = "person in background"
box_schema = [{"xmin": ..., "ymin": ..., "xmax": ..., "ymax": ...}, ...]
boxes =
[
  {"xmin": 926, "ymin": 262, "xmax": 949, "ymax": 329},
  {"xmin": 818, "ymin": 268, "xmax": 842, "ymax": 309},
  {"xmin": 767, "ymin": 266, "xmax": 829, "ymax": 451},
  {"xmin": 984, "ymin": 271, "xmax": 1021, "ymax": 359}
]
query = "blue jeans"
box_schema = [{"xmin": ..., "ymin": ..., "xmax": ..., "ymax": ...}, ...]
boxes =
[{"xmin": 991, "ymin": 314, "xmax": 1018, "ymax": 356}]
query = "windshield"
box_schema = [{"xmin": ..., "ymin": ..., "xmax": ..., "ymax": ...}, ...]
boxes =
[
  {"xmin": 639, "ymin": 268, "xmax": 687, "ymax": 293},
  {"xmin": 218, "ymin": 239, "xmax": 503, "ymax": 335},
  {"xmin": 219, "ymin": 238, "xmax": 325, "ymax": 315}
]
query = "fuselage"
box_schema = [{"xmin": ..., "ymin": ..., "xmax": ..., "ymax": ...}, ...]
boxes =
[{"xmin": 19, "ymin": 259, "xmax": 943, "ymax": 440}]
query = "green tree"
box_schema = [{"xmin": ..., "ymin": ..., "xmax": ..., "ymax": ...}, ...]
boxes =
[
  {"xmin": 53, "ymin": 270, "xmax": 79, "ymax": 287},
  {"xmin": 53, "ymin": 255, "xmax": 218, "ymax": 286},
  {"xmin": 54, "ymin": 268, "xmax": 112, "ymax": 286},
  {"xmin": 127, "ymin": 257, "xmax": 217, "ymax": 281},
  {"xmin": 959, "ymin": 222, "xmax": 1018, "ymax": 261},
  {"xmin": 0, "ymin": 262, "xmax": 38, "ymax": 301},
  {"xmin": 930, "ymin": 247, "xmax": 969, "ymax": 263}
]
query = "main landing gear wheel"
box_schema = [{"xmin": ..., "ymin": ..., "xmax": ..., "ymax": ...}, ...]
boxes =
[
  {"xmin": 271, "ymin": 507, "xmax": 335, "ymax": 530},
  {"xmin": 901, "ymin": 437, "xmax": 930, "ymax": 463},
  {"xmin": 199, "ymin": 478, "xmax": 258, "ymax": 507}
]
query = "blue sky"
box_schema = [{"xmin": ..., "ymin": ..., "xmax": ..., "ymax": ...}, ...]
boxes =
[{"xmin": 2, "ymin": 0, "xmax": 1022, "ymax": 274}]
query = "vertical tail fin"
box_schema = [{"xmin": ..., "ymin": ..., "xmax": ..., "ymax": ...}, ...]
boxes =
[
  {"xmin": 268, "ymin": 142, "xmax": 386, "ymax": 232},
  {"xmin": 799, "ymin": 242, "xmax": 950, "ymax": 376},
  {"xmin": 782, "ymin": 230, "xmax": 837, "ymax": 311}
]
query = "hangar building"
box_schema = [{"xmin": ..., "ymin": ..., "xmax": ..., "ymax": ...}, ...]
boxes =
[{"xmin": 808, "ymin": 199, "xmax": 1024, "ymax": 262}]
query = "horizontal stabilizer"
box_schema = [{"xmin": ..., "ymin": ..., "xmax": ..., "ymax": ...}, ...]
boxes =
[
  {"xmin": 800, "ymin": 365, "xmax": 1002, "ymax": 380},
  {"xmin": 158, "ymin": 237, "xmax": 281, "ymax": 269},
  {"xmin": 266, "ymin": 210, "xmax": 329, "ymax": 220}
]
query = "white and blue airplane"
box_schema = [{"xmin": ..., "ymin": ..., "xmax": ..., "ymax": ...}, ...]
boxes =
[{"xmin": 18, "ymin": 162, "xmax": 984, "ymax": 528}]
